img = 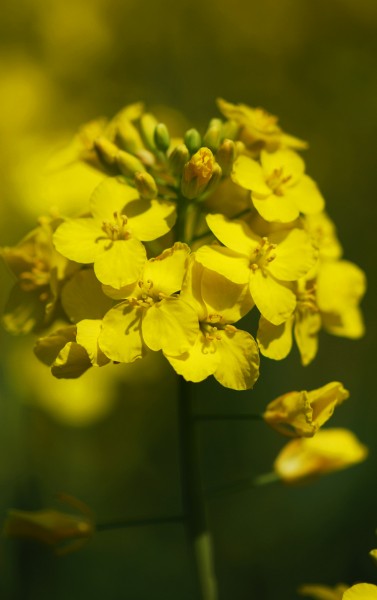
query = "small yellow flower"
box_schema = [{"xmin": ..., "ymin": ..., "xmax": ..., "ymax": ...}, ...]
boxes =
[
  {"xmin": 343, "ymin": 584, "xmax": 377, "ymax": 599},
  {"xmin": 232, "ymin": 150, "xmax": 325, "ymax": 223},
  {"xmin": 298, "ymin": 583, "xmax": 348, "ymax": 600},
  {"xmin": 274, "ymin": 428, "xmax": 367, "ymax": 483},
  {"xmin": 263, "ymin": 382, "xmax": 349, "ymax": 437},
  {"xmin": 166, "ymin": 257, "xmax": 259, "ymax": 390},
  {"xmin": 303, "ymin": 211, "xmax": 343, "ymax": 262},
  {"xmin": 196, "ymin": 214, "xmax": 317, "ymax": 325},
  {"xmin": 53, "ymin": 177, "xmax": 176, "ymax": 289},
  {"xmin": 217, "ymin": 98, "xmax": 308, "ymax": 153}
]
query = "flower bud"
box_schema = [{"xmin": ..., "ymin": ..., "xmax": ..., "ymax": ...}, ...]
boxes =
[
  {"xmin": 168, "ymin": 144, "xmax": 190, "ymax": 176},
  {"xmin": 263, "ymin": 382, "xmax": 349, "ymax": 438},
  {"xmin": 134, "ymin": 171, "xmax": 158, "ymax": 200},
  {"xmin": 94, "ymin": 136, "xmax": 119, "ymax": 165},
  {"xmin": 203, "ymin": 119, "xmax": 223, "ymax": 153},
  {"xmin": 116, "ymin": 150, "xmax": 146, "ymax": 176},
  {"xmin": 140, "ymin": 113, "xmax": 158, "ymax": 151},
  {"xmin": 215, "ymin": 139, "xmax": 236, "ymax": 176},
  {"xmin": 181, "ymin": 147, "xmax": 215, "ymax": 200},
  {"xmin": 184, "ymin": 129, "xmax": 202, "ymax": 154},
  {"xmin": 116, "ymin": 120, "xmax": 144, "ymax": 154},
  {"xmin": 274, "ymin": 428, "xmax": 368, "ymax": 484},
  {"xmin": 154, "ymin": 123, "xmax": 170, "ymax": 152},
  {"xmin": 198, "ymin": 162, "xmax": 222, "ymax": 200},
  {"xmin": 221, "ymin": 119, "xmax": 240, "ymax": 141}
]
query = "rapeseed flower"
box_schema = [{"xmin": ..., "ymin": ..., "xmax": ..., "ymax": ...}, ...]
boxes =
[
  {"xmin": 263, "ymin": 382, "xmax": 349, "ymax": 437},
  {"xmin": 196, "ymin": 214, "xmax": 317, "ymax": 325},
  {"xmin": 232, "ymin": 149, "xmax": 324, "ymax": 223},
  {"xmin": 166, "ymin": 257, "xmax": 259, "ymax": 390},
  {"xmin": 53, "ymin": 177, "xmax": 176, "ymax": 289},
  {"xmin": 98, "ymin": 243, "xmax": 198, "ymax": 363}
]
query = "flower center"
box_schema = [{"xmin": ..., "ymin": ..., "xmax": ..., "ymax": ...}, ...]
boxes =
[
  {"xmin": 252, "ymin": 108, "xmax": 279, "ymax": 133},
  {"xmin": 19, "ymin": 260, "xmax": 50, "ymax": 291},
  {"xmin": 266, "ymin": 168, "xmax": 292, "ymax": 196},
  {"xmin": 296, "ymin": 285, "xmax": 318, "ymax": 314},
  {"xmin": 249, "ymin": 237, "xmax": 277, "ymax": 272},
  {"xmin": 101, "ymin": 211, "xmax": 131, "ymax": 241}
]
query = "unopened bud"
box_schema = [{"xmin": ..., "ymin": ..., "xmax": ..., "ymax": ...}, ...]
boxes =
[
  {"xmin": 134, "ymin": 171, "xmax": 158, "ymax": 200},
  {"xmin": 221, "ymin": 119, "xmax": 240, "ymax": 141},
  {"xmin": 181, "ymin": 147, "xmax": 215, "ymax": 200},
  {"xmin": 140, "ymin": 113, "xmax": 158, "ymax": 151},
  {"xmin": 116, "ymin": 150, "xmax": 146, "ymax": 176},
  {"xmin": 116, "ymin": 120, "xmax": 144, "ymax": 154},
  {"xmin": 94, "ymin": 137, "xmax": 119, "ymax": 165},
  {"xmin": 198, "ymin": 162, "xmax": 222, "ymax": 200},
  {"xmin": 184, "ymin": 129, "xmax": 202, "ymax": 154},
  {"xmin": 216, "ymin": 139, "xmax": 236, "ymax": 176},
  {"xmin": 203, "ymin": 120, "xmax": 222, "ymax": 153},
  {"xmin": 168, "ymin": 144, "xmax": 190, "ymax": 176},
  {"xmin": 154, "ymin": 123, "xmax": 170, "ymax": 152}
]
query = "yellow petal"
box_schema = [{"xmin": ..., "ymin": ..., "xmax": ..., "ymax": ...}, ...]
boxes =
[
  {"xmin": 90, "ymin": 177, "xmax": 139, "ymax": 222},
  {"xmin": 249, "ymin": 270, "xmax": 296, "ymax": 325},
  {"xmin": 195, "ymin": 245, "xmax": 250, "ymax": 285},
  {"xmin": 143, "ymin": 243, "xmax": 190, "ymax": 296},
  {"xmin": 287, "ymin": 175, "xmax": 325, "ymax": 215},
  {"xmin": 61, "ymin": 269, "xmax": 113, "ymax": 322},
  {"xmin": 201, "ymin": 267, "xmax": 254, "ymax": 323},
  {"xmin": 294, "ymin": 311, "xmax": 321, "ymax": 366},
  {"xmin": 343, "ymin": 584, "xmax": 377, "ymax": 600},
  {"xmin": 252, "ymin": 193, "xmax": 299, "ymax": 223},
  {"xmin": 261, "ymin": 149, "xmax": 305, "ymax": 185},
  {"xmin": 34, "ymin": 325, "xmax": 77, "ymax": 366},
  {"xmin": 128, "ymin": 198, "xmax": 176, "ymax": 241},
  {"xmin": 257, "ymin": 316, "xmax": 293, "ymax": 360},
  {"xmin": 76, "ymin": 319, "xmax": 110, "ymax": 367},
  {"xmin": 316, "ymin": 261, "xmax": 366, "ymax": 313},
  {"xmin": 231, "ymin": 155, "xmax": 271, "ymax": 196},
  {"xmin": 51, "ymin": 342, "xmax": 92, "ymax": 379},
  {"xmin": 53, "ymin": 219, "xmax": 106, "ymax": 264},
  {"xmin": 268, "ymin": 229, "xmax": 317, "ymax": 281},
  {"xmin": 99, "ymin": 302, "xmax": 145, "ymax": 363},
  {"xmin": 142, "ymin": 298, "xmax": 199, "ymax": 355},
  {"xmin": 214, "ymin": 327, "xmax": 260, "ymax": 390},
  {"xmin": 94, "ymin": 238, "xmax": 146, "ymax": 289},
  {"xmin": 166, "ymin": 331, "xmax": 220, "ymax": 383},
  {"xmin": 206, "ymin": 213, "xmax": 260, "ymax": 256}
]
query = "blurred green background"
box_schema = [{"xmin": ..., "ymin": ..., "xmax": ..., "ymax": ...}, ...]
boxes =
[{"xmin": 0, "ymin": 0, "xmax": 376, "ymax": 598}]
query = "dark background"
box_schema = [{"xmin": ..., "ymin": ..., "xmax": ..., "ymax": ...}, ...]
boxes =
[{"xmin": 0, "ymin": 0, "xmax": 376, "ymax": 598}]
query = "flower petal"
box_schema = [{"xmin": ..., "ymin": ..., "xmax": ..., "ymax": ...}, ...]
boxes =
[
  {"xmin": 287, "ymin": 175, "xmax": 325, "ymax": 215},
  {"xmin": 94, "ymin": 238, "xmax": 147, "ymax": 289},
  {"xmin": 76, "ymin": 319, "xmax": 110, "ymax": 367},
  {"xmin": 231, "ymin": 155, "xmax": 271, "ymax": 196},
  {"xmin": 142, "ymin": 243, "xmax": 190, "ymax": 296},
  {"xmin": 252, "ymin": 194, "xmax": 299, "ymax": 223},
  {"xmin": 90, "ymin": 177, "xmax": 139, "ymax": 221},
  {"xmin": 99, "ymin": 302, "xmax": 145, "ymax": 363},
  {"xmin": 142, "ymin": 298, "xmax": 199, "ymax": 355},
  {"xmin": 166, "ymin": 331, "xmax": 220, "ymax": 383},
  {"xmin": 214, "ymin": 327, "xmax": 260, "ymax": 390},
  {"xmin": 206, "ymin": 213, "xmax": 260, "ymax": 256},
  {"xmin": 249, "ymin": 270, "xmax": 296, "ymax": 325},
  {"xmin": 53, "ymin": 219, "xmax": 106, "ymax": 264},
  {"xmin": 201, "ymin": 267, "xmax": 254, "ymax": 323},
  {"xmin": 51, "ymin": 342, "xmax": 92, "ymax": 379},
  {"xmin": 268, "ymin": 229, "xmax": 317, "ymax": 281},
  {"xmin": 195, "ymin": 245, "xmax": 250, "ymax": 285},
  {"xmin": 257, "ymin": 316, "xmax": 293, "ymax": 360},
  {"xmin": 128, "ymin": 198, "xmax": 176, "ymax": 241},
  {"xmin": 260, "ymin": 149, "xmax": 305, "ymax": 185},
  {"xmin": 294, "ymin": 311, "xmax": 321, "ymax": 365},
  {"xmin": 61, "ymin": 269, "xmax": 113, "ymax": 322}
]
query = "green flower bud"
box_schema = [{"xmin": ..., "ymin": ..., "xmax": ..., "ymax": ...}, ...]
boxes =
[
  {"xmin": 116, "ymin": 120, "xmax": 144, "ymax": 154},
  {"xmin": 221, "ymin": 119, "xmax": 240, "ymax": 141},
  {"xmin": 215, "ymin": 139, "xmax": 236, "ymax": 176},
  {"xmin": 203, "ymin": 120, "xmax": 222, "ymax": 153},
  {"xmin": 140, "ymin": 113, "xmax": 158, "ymax": 151},
  {"xmin": 93, "ymin": 137, "xmax": 119, "ymax": 165},
  {"xmin": 154, "ymin": 123, "xmax": 170, "ymax": 152},
  {"xmin": 116, "ymin": 150, "xmax": 146, "ymax": 176},
  {"xmin": 168, "ymin": 144, "xmax": 190, "ymax": 176},
  {"xmin": 134, "ymin": 171, "xmax": 158, "ymax": 200},
  {"xmin": 184, "ymin": 129, "xmax": 202, "ymax": 154}
]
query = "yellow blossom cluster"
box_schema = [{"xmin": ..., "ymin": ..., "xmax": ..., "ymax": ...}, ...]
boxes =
[{"xmin": 1, "ymin": 99, "xmax": 366, "ymax": 390}]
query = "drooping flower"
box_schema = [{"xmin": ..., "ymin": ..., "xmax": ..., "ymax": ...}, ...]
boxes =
[
  {"xmin": 98, "ymin": 243, "xmax": 198, "ymax": 363},
  {"xmin": 274, "ymin": 428, "xmax": 368, "ymax": 483},
  {"xmin": 195, "ymin": 214, "xmax": 317, "ymax": 325},
  {"xmin": 166, "ymin": 257, "xmax": 259, "ymax": 390},
  {"xmin": 217, "ymin": 98, "xmax": 308, "ymax": 153},
  {"xmin": 53, "ymin": 177, "xmax": 176, "ymax": 289},
  {"xmin": 232, "ymin": 149, "xmax": 325, "ymax": 223},
  {"xmin": 263, "ymin": 382, "xmax": 349, "ymax": 437}
]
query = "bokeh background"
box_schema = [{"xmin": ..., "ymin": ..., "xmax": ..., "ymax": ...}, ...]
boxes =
[{"xmin": 0, "ymin": 0, "xmax": 376, "ymax": 598}]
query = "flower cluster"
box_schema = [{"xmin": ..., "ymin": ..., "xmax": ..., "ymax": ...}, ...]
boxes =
[{"xmin": 1, "ymin": 99, "xmax": 366, "ymax": 390}]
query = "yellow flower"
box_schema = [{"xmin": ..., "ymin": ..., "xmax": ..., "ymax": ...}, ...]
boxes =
[
  {"xmin": 298, "ymin": 583, "xmax": 348, "ymax": 600},
  {"xmin": 217, "ymin": 98, "xmax": 307, "ymax": 153},
  {"xmin": 263, "ymin": 382, "xmax": 349, "ymax": 437},
  {"xmin": 4, "ymin": 495, "xmax": 94, "ymax": 555},
  {"xmin": 343, "ymin": 584, "xmax": 377, "ymax": 599},
  {"xmin": 166, "ymin": 257, "xmax": 259, "ymax": 390},
  {"xmin": 1, "ymin": 216, "xmax": 76, "ymax": 334},
  {"xmin": 274, "ymin": 428, "xmax": 368, "ymax": 483},
  {"xmin": 232, "ymin": 150, "xmax": 325, "ymax": 223},
  {"xmin": 303, "ymin": 211, "xmax": 343, "ymax": 262},
  {"xmin": 370, "ymin": 550, "xmax": 377, "ymax": 564},
  {"xmin": 316, "ymin": 260, "xmax": 366, "ymax": 339},
  {"xmin": 98, "ymin": 243, "xmax": 199, "ymax": 363},
  {"xmin": 196, "ymin": 214, "xmax": 317, "ymax": 325},
  {"xmin": 53, "ymin": 177, "xmax": 176, "ymax": 289}
]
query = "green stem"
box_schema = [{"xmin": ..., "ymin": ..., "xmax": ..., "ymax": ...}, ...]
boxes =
[
  {"xmin": 96, "ymin": 514, "xmax": 185, "ymax": 532},
  {"xmin": 205, "ymin": 472, "xmax": 279, "ymax": 500},
  {"xmin": 178, "ymin": 378, "xmax": 218, "ymax": 600}
]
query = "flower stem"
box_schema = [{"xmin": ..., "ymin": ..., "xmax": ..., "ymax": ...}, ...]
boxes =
[
  {"xmin": 178, "ymin": 378, "xmax": 218, "ymax": 600},
  {"xmin": 96, "ymin": 514, "xmax": 185, "ymax": 532}
]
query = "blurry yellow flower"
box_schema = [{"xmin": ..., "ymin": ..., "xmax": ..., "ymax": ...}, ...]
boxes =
[
  {"xmin": 4, "ymin": 495, "xmax": 94, "ymax": 555},
  {"xmin": 99, "ymin": 243, "xmax": 199, "ymax": 363},
  {"xmin": 263, "ymin": 382, "xmax": 349, "ymax": 437},
  {"xmin": 298, "ymin": 583, "xmax": 348, "ymax": 599},
  {"xmin": 166, "ymin": 257, "xmax": 259, "ymax": 390},
  {"xmin": 370, "ymin": 550, "xmax": 377, "ymax": 564},
  {"xmin": 232, "ymin": 150, "xmax": 324, "ymax": 223},
  {"xmin": 53, "ymin": 177, "xmax": 176, "ymax": 289},
  {"xmin": 343, "ymin": 584, "xmax": 377, "ymax": 599},
  {"xmin": 274, "ymin": 428, "xmax": 368, "ymax": 483},
  {"xmin": 303, "ymin": 212, "xmax": 343, "ymax": 262},
  {"xmin": 217, "ymin": 98, "xmax": 307, "ymax": 153},
  {"xmin": 196, "ymin": 214, "xmax": 317, "ymax": 325}
]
